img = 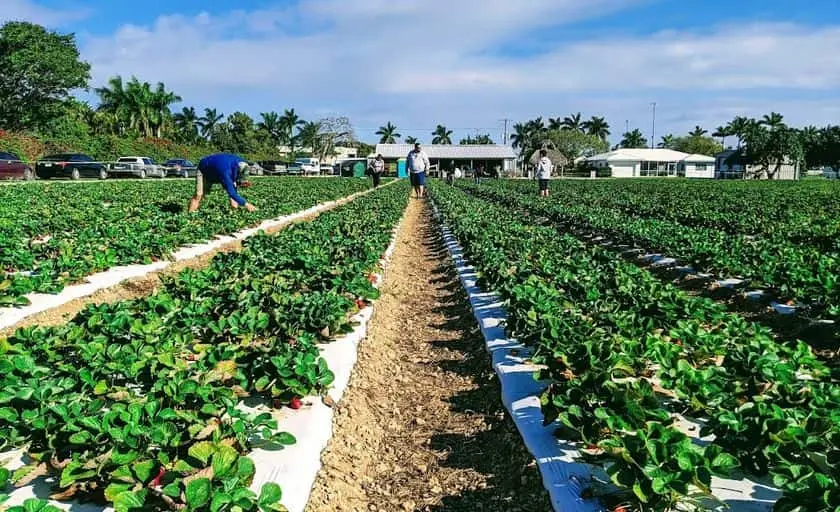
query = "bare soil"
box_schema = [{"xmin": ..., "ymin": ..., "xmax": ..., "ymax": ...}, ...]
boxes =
[
  {"xmin": 1, "ymin": 189, "xmax": 373, "ymax": 337},
  {"xmin": 305, "ymin": 198, "xmax": 551, "ymax": 512}
]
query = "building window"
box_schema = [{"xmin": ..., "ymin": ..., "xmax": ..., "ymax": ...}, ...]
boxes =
[{"xmin": 695, "ymin": 163, "xmax": 707, "ymax": 171}]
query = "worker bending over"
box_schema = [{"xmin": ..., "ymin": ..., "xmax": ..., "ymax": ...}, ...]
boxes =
[{"xmin": 188, "ymin": 153, "xmax": 257, "ymax": 213}]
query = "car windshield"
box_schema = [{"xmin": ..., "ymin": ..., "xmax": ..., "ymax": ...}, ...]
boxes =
[
  {"xmin": 143, "ymin": 158, "xmax": 154, "ymax": 165},
  {"xmin": 0, "ymin": 152, "xmax": 19, "ymax": 160},
  {"xmin": 118, "ymin": 158, "xmax": 136, "ymax": 163}
]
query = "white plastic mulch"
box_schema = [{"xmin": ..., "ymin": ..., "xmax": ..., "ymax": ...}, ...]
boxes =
[
  {"xmin": 437, "ymin": 218, "xmax": 778, "ymax": 512},
  {"xmin": 1, "ymin": 187, "xmax": 404, "ymax": 512},
  {"xmin": 0, "ymin": 187, "xmax": 378, "ymax": 333}
]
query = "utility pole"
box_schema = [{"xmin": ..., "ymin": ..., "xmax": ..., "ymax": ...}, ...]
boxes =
[
  {"xmin": 500, "ymin": 118, "xmax": 511, "ymax": 145},
  {"xmin": 650, "ymin": 102, "xmax": 657, "ymax": 149},
  {"xmin": 625, "ymin": 119, "xmax": 629, "ymax": 134}
]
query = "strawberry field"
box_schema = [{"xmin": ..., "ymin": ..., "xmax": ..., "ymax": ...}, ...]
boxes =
[
  {"xmin": 431, "ymin": 180, "xmax": 840, "ymax": 512},
  {"xmin": 0, "ymin": 178, "xmax": 370, "ymax": 306},
  {"xmin": 0, "ymin": 181, "xmax": 408, "ymax": 512},
  {"xmin": 463, "ymin": 179, "xmax": 840, "ymax": 324}
]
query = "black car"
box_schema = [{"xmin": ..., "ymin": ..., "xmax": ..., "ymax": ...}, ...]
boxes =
[
  {"xmin": 36, "ymin": 153, "xmax": 107, "ymax": 180},
  {"xmin": 163, "ymin": 159, "xmax": 198, "ymax": 178}
]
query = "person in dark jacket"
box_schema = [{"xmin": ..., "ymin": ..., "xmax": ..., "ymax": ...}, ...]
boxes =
[{"xmin": 188, "ymin": 153, "xmax": 257, "ymax": 213}]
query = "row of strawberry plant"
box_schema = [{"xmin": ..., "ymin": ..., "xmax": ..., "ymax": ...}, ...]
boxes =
[
  {"xmin": 465, "ymin": 180, "xmax": 840, "ymax": 320},
  {"xmin": 431, "ymin": 182, "xmax": 839, "ymax": 511},
  {"xmin": 0, "ymin": 180, "xmax": 409, "ymax": 512},
  {"xmin": 508, "ymin": 179, "xmax": 840, "ymax": 250},
  {"xmin": 0, "ymin": 177, "xmax": 371, "ymax": 305}
]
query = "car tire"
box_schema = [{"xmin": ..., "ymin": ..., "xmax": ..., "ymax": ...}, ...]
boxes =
[
  {"xmin": 71, "ymin": 168, "xmax": 81, "ymax": 180},
  {"xmin": 99, "ymin": 169, "xmax": 108, "ymax": 180},
  {"xmin": 139, "ymin": 169, "xmax": 146, "ymax": 179},
  {"xmin": 24, "ymin": 167, "xmax": 34, "ymax": 181}
]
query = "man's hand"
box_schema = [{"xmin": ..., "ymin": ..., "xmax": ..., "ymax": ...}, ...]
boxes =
[{"xmin": 245, "ymin": 203, "xmax": 257, "ymax": 212}]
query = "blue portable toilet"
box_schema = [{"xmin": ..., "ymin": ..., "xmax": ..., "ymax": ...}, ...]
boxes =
[{"xmin": 397, "ymin": 159, "xmax": 408, "ymax": 178}]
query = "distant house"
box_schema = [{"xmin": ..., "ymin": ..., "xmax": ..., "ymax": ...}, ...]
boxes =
[
  {"xmin": 375, "ymin": 144, "xmax": 516, "ymax": 177},
  {"xmin": 584, "ymin": 148, "xmax": 716, "ymax": 178},
  {"xmin": 714, "ymin": 149, "xmax": 800, "ymax": 180}
]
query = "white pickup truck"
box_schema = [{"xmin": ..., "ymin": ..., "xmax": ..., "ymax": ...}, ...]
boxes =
[{"xmin": 109, "ymin": 156, "xmax": 166, "ymax": 179}]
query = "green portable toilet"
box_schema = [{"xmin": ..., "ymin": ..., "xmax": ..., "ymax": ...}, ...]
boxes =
[
  {"xmin": 352, "ymin": 161, "xmax": 366, "ymax": 177},
  {"xmin": 397, "ymin": 158, "xmax": 407, "ymax": 178}
]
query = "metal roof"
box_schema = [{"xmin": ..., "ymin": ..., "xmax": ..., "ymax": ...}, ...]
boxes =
[
  {"xmin": 587, "ymin": 148, "xmax": 716, "ymax": 163},
  {"xmin": 375, "ymin": 144, "xmax": 516, "ymax": 160}
]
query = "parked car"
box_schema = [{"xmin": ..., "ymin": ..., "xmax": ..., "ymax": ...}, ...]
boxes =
[
  {"xmin": 319, "ymin": 164, "xmax": 335, "ymax": 175},
  {"xmin": 0, "ymin": 151, "xmax": 34, "ymax": 180},
  {"xmin": 163, "ymin": 159, "xmax": 198, "ymax": 178},
  {"xmin": 258, "ymin": 161, "xmax": 288, "ymax": 175},
  {"xmin": 36, "ymin": 153, "xmax": 107, "ymax": 180},
  {"xmin": 247, "ymin": 162, "xmax": 265, "ymax": 176},
  {"xmin": 109, "ymin": 157, "xmax": 166, "ymax": 179}
]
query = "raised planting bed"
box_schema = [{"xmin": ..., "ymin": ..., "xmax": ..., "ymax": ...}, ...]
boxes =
[
  {"xmin": 0, "ymin": 178, "xmax": 371, "ymax": 306},
  {"xmin": 0, "ymin": 181, "xmax": 410, "ymax": 512},
  {"xmin": 431, "ymin": 182, "xmax": 839, "ymax": 512}
]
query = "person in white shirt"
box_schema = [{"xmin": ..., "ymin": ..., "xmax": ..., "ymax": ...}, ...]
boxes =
[
  {"xmin": 370, "ymin": 154, "xmax": 385, "ymax": 188},
  {"xmin": 406, "ymin": 142, "xmax": 431, "ymax": 198},
  {"xmin": 536, "ymin": 149, "xmax": 553, "ymax": 197}
]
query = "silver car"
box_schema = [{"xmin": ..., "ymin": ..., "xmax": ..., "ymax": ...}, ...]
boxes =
[{"xmin": 109, "ymin": 156, "xmax": 166, "ymax": 179}]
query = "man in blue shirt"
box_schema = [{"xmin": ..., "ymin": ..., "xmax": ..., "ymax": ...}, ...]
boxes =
[{"xmin": 188, "ymin": 153, "xmax": 258, "ymax": 213}]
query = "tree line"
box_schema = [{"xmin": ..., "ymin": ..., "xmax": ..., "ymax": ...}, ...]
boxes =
[{"xmin": 0, "ymin": 21, "xmax": 364, "ymax": 162}]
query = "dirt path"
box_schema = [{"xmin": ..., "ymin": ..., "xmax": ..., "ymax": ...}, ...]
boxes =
[{"xmin": 305, "ymin": 198, "xmax": 551, "ymax": 512}]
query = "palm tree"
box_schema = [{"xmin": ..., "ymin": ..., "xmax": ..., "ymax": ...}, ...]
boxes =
[
  {"xmin": 726, "ymin": 116, "xmax": 752, "ymax": 149},
  {"xmin": 689, "ymin": 125, "xmax": 708, "ymax": 137},
  {"xmin": 620, "ymin": 129, "xmax": 648, "ymax": 149},
  {"xmin": 658, "ymin": 134, "xmax": 676, "ymax": 148},
  {"xmin": 561, "ymin": 112, "xmax": 583, "ymax": 132},
  {"xmin": 712, "ymin": 126, "xmax": 731, "ymax": 147},
  {"xmin": 509, "ymin": 123, "xmax": 528, "ymax": 154},
  {"xmin": 173, "ymin": 107, "xmax": 200, "ymax": 142},
  {"xmin": 298, "ymin": 121, "xmax": 322, "ymax": 153},
  {"xmin": 257, "ymin": 112, "xmax": 284, "ymax": 145},
  {"xmin": 148, "ymin": 82, "xmax": 181, "ymax": 137},
  {"xmin": 759, "ymin": 112, "xmax": 785, "ymax": 129},
  {"xmin": 405, "ymin": 136, "xmax": 419, "ymax": 145},
  {"xmin": 199, "ymin": 108, "xmax": 225, "ymax": 139},
  {"xmin": 94, "ymin": 76, "xmax": 130, "ymax": 134},
  {"xmin": 279, "ymin": 108, "xmax": 306, "ymax": 145},
  {"xmin": 582, "ymin": 116, "xmax": 610, "ymax": 140},
  {"xmin": 548, "ymin": 117, "xmax": 563, "ymax": 131},
  {"xmin": 376, "ymin": 122, "xmax": 401, "ymax": 144},
  {"xmin": 431, "ymin": 124, "xmax": 453, "ymax": 145}
]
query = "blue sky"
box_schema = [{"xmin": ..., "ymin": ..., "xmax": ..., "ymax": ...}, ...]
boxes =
[{"xmin": 4, "ymin": 0, "xmax": 840, "ymax": 144}]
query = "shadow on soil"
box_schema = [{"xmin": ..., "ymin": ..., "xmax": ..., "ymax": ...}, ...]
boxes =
[{"xmin": 419, "ymin": 229, "xmax": 552, "ymax": 512}]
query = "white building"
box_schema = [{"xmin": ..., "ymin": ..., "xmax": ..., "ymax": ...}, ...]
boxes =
[
  {"xmin": 714, "ymin": 149, "xmax": 800, "ymax": 180},
  {"xmin": 375, "ymin": 144, "xmax": 517, "ymax": 176},
  {"xmin": 585, "ymin": 148, "xmax": 717, "ymax": 178}
]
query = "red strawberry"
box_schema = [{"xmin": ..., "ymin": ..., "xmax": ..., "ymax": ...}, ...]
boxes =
[
  {"xmin": 149, "ymin": 467, "xmax": 166, "ymax": 488},
  {"xmin": 287, "ymin": 337, "xmax": 297, "ymax": 346},
  {"xmin": 674, "ymin": 339, "xmax": 683, "ymax": 346},
  {"xmin": 289, "ymin": 397, "xmax": 303, "ymax": 410},
  {"xmin": 355, "ymin": 298, "xmax": 366, "ymax": 309},
  {"xmin": 614, "ymin": 507, "xmax": 629, "ymax": 512},
  {"xmin": 367, "ymin": 274, "xmax": 377, "ymax": 284}
]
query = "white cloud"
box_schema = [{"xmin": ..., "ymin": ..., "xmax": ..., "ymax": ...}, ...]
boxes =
[
  {"xmin": 0, "ymin": 0, "xmax": 89, "ymax": 27},
  {"xmin": 73, "ymin": 0, "xmax": 840, "ymax": 142}
]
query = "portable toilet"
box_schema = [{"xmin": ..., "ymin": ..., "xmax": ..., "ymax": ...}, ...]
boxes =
[
  {"xmin": 397, "ymin": 158, "xmax": 408, "ymax": 178},
  {"xmin": 352, "ymin": 160, "xmax": 366, "ymax": 177}
]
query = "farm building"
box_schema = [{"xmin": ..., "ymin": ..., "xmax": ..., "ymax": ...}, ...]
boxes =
[
  {"xmin": 375, "ymin": 144, "xmax": 516, "ymax": 177},
  {"xmin": 714, "ymin": 149, "xmax": 800, "ymax": 180},
  {"xmin": 584, "ymin": 148, "xmax": 716, "ymax": 178}
]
